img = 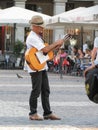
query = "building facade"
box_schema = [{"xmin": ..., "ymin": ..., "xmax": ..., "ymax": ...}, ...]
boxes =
[{"xmin": 0, "ymin": 0, "xmax": 97, "ymax": 53}]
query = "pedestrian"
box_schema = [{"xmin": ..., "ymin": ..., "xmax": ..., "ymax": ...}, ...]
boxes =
[
  {"xmin": 25, "ymin": 15, "xmax": 71, "ymax": 120},
  {"xmin": 84, "ymin": 37, "xmax": 98, "ymax": 103},
  {"xmin": 84, "ymin": 37, "xmax": 98, "ymax": 77}
]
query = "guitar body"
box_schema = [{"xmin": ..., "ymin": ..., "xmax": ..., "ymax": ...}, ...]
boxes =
[{"xmin": 25, "ymin": 43, "xmax": 53, "ymax": 71}]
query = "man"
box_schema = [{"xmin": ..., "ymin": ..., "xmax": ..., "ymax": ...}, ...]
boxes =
[
  {"xmin": 84, "ymin": 37, "xmax": 98, "ymax": 77},
  {"xmin": 84, "ymin": 37, "xmax": 98, "ymax": 103},
  {"xmin": 25, "ymin": 15, "xmax": 71, "ymax": 120}
]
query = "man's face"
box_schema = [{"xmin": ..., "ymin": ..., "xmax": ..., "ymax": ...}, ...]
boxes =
[
  {"xmin": 38, "ymin": 26, "xmax": 44, "ymax": 37},
  {"xmin": 33, "ymin": 25, "xmax": 44, "ymax": 37}
]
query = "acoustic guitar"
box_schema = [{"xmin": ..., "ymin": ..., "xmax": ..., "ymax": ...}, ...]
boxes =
[
  {"xmin": 25, "ymin": 34, "xmax": 72, "ymax": 71},
  {"xmin": 25, "ymin": 43, "xmax": 53, "ymax": 71}
]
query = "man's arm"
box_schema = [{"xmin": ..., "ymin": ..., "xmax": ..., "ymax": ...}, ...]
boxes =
[
  {"xmin": 41, "ymin": 34, "xmax": 71, "ymax": 54},
  {"xmin": 41, "ymin": 39, "xmax": 63, "ymax": 54},
  {"xmin": 91, "ymin": 47, "xmax": 97, "ymax": 64},
  {"xmin": 84, "ymin": 64, "xmax": 95, "ymax": 77}
]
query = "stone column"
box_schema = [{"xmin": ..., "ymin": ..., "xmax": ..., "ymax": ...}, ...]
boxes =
[
  {"xmin": 94, "ymin": 0, "xmax": 98, "ymax": 5},
  {"xmin": 14, "ymin": 0, "xmax": 26, "ymax": 8},
  {"xmin": 14, "ymin": 0, "xmax": 27, "ymax": 42},
  {"xmin": 92, "ymin": 0, "xmax": 98, "ymax": 37},
  {"xmin": 53, "ymin": 0, "xmax": 67, "ymax": 15},
  {"xmin": 53, "ymin": 0, "xmax": 67, "ymax": 42}
]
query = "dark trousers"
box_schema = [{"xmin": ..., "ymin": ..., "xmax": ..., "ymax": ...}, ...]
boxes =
[{"xmin": 29, "ymin": 70, "xmax": 52, "ymax": 116}]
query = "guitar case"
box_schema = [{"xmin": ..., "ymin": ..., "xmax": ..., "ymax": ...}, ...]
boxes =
[{"xmin": 85, "ymin": 68, "xmax": 98, "ymax": 103}]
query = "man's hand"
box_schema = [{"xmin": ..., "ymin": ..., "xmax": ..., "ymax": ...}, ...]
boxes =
[
  {"xmin": 55, "ymin": 39, "xmax": 64, "ymax": 47},
  {"xmin": 42, "ymin": 34, "xmax": 72, "ymax": 53},
  {"xmin": 55, "ymin": 34, "xmax": 72, "ymax": 49}
]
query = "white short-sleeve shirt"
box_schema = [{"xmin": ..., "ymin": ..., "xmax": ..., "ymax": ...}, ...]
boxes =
[
  {"xmin": 25, "ymin": 31, "xmax": 48, "ymax": 73},
  {"xmin": 94, "ymin": 37, "xmax": 98, "ymax": 62}
]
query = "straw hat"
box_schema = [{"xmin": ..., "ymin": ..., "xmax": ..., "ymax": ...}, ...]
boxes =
[{"xmin": 29, "ymin": 15, "xmax": 44, "ymax": 27}]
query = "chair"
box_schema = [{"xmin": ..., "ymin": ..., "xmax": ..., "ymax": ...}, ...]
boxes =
[
  {"xmin": 80, "ymin": 57, "xmax": 91, "ymax": 70},
  {"xmin": 0, "ymin": 54, "xmax": 6, "ymax": 68}
]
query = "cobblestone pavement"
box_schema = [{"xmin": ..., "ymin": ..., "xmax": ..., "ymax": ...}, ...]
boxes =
[{"xmin": 0, "ymin": 69, "xmax": 98, "ymax": 130}]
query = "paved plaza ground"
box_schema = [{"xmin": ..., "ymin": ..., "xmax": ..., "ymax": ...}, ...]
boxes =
[{"xmin": 0, "ymin": 69, "xmax": 98, "ymax": 130}]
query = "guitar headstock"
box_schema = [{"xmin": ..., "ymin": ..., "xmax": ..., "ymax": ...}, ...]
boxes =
[{"xmin": 63, "ymin": 34, "xmax": 72, "ymax": 41}]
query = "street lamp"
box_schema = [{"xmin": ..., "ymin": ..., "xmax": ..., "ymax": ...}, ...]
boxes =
[{"xmin": 70, "ymin": 38, "xmax": 77, "ymax": 46}]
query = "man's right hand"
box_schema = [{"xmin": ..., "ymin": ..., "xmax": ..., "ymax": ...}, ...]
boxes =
[
  {"xmin": 55, "ymin": 34, "xmax": 72, "ymax": 48},
  {"xmin": 55, "ymin": 39, "xmax": 64, "ymax": 47}
]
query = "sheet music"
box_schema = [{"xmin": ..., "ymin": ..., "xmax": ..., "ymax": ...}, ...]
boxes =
[{"xmin": 36, "ymin": 51, "xmax": 49, "ymax": 64}]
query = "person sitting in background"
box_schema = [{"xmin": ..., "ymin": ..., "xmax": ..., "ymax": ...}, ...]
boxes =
[
  {"xmin": 54, "ymin": 48, "xmax": 68, "ymax": 73},
  {"xmin": 53, "ymin": 49, "xmax": 61, "ymax": 72},
  {"xmin": 60, "ymin": 48, "xmax": 69, "ymax": 69},
  {"xmin": 59, "ymin": 48, "xmax": 69, "ymax": 73},
  {"xmin": 84, "ymin": 48, "xmax": 91, "ymax": 59},
  {"xmin": 72, "ymin": 45, "xmax": 79, "ymax": 60},
  {"xmin": 83, "ymin": 41, "xmax": 88, "ymax": 53},
  {"xmin": 77, "ymin": 48, "xmax": 84, "ymax": 59}
]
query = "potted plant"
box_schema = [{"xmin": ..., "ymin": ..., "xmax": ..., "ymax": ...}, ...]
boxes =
[
  {"xmin": 14, "ymin": 40, "xmax": 24, "ymax": 57},
  {"xmin": 14, "ymin": 40, "xmax": 24, "ymax": 68}
]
